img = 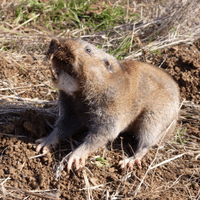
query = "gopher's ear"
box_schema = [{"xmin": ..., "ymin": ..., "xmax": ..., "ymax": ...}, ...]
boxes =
[{"xmin": 103, "ymin": 59, "xmax": 114, "ymax": 73}]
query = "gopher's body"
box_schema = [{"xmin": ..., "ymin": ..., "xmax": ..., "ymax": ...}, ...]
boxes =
[{"xmin": 36, "ymin": 38, "xmax": 179, "ymax": 171}]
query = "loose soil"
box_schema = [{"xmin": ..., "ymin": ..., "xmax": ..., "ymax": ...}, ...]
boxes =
[
  {"xmin": 0, "ymin": 1, "xmax": 200, "ymax": 200},
  {"xmin": 0, "ymin": 39, "xmax": 199, "ymax": 199}
]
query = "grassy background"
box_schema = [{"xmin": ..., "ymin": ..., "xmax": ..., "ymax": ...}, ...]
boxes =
[{"xmin": 0, "ymin": 0, "xmax": 200, "ymax": 199}]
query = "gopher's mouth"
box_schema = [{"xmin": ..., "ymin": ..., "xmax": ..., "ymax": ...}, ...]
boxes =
[
  {"xmin": 47, "ymin": 40, "xmax": 76, "ymax": 81},
  {"xmin": 49, "ymin": 62, "xmax": 80, "ymax": 95},
  {"xmin": 49, "ymin": 62, "xmax": 77, "ymax": 82}
]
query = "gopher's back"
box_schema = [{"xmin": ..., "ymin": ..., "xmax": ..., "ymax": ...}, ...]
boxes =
[
  {"xmin": 119, "ymin": 59, "xmax": 179, "ymax": 106},
  {"xmin": 118, "ymin": 59, "xmax": 179, "ymax": 141}
]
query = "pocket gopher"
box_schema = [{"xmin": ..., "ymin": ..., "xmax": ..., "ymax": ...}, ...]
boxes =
[{"xmin": 36, "ymin": 37, "xmax": 180, "ymax": 172}]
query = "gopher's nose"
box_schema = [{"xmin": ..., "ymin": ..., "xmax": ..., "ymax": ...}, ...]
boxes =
[{"xmin": 49, "ymin": 39, "xmax": 60, "ymax": 54}]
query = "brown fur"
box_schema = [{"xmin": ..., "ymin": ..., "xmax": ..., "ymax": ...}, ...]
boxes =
[{"xmin": 36, "ymin": 38, "xmax": 180, "ymax": 171}]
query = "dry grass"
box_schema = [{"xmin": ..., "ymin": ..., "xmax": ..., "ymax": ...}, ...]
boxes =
[{"xmin": 0, "ymin": 0, "xmax": 200, "ymax": 199}]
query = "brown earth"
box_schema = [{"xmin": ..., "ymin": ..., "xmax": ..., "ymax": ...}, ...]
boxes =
[
  {"xmin": 0, "ymin": 39, "xmax": 199, "ymax": 199},
  {"xmin": 0, "ymin": 1, "xmax": 200, "ymax": 199},
  {"xmin": 156, "ymin": 41, "xmax": 200, "ymax": 105}
]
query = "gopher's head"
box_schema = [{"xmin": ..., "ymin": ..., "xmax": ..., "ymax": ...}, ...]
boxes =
[{"xmin": 46, "ymin": 38, "xmax": 124, "ymax": 96}]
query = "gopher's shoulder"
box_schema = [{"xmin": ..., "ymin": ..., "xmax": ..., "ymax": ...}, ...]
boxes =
[
  {"xmin": 120, "ymin": 59, "xmax": 161, "ymax": 72},
  {"xmin": 120, "ymin": 59, "xmax": 175, "ymax": 80}
]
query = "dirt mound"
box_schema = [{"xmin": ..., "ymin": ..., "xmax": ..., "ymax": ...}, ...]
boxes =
[
  {"xmin": 0, "ymin": 0, "xmax": 199, "ymax": 198},
  {"xmin": 149, "ymin": 41, "xmax": 200, "ymax": 105},
  {"xmin": 0, "ymin": 130, "xmax": 199, "ymax": 199},
  {"xmin": 15, "ymin": 109, "xmax": 55, "ymax": 139},
  {"xmin": 163, "ymin": 43, "xmax": 200, "ymax": 104},
  {"xmin": 0, "ymin": 39, "xmax": 200, "ymax": 199}
]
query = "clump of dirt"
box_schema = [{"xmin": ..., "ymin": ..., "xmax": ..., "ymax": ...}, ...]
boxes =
[
  {"xmin": 0, "ymin": 0, "xmax": 199, "ymax": 198},
  {"xmin": 18, "ymin": 109, "xmax": 55, "ymax": 139},
  {"xmin": 0, "ymin": 136, "xmax": 60, "ymax": 199},
  {"xmin": 151, "ymin": 41, "xmax": 200, "ymax": 104},
  {"xmin": 0, "ymin": 132, "xmax": 199, "ymax": 199},
  {"xmin": 0, "ymin": 34, "xmax": 200, "ymax": 200}
]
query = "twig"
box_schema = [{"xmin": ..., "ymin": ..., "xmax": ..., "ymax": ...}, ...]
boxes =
[
  {"xmin": 0, "ymin": 95, "xmax": 54, "ymax": 104},
  {"xmin": 79, "ymin": 182, "xmax": 112, "ymax": 191},
  {"xmin": 0, "ymin": 84, "xmax": 49, "ymax": 91},
  {"xmin": 150, "ymin": 153, "xmax": 187, "ymax": 170},
  {"xmin": 126, "ymin": 37, "xmax": 198, "ymax": 59},
  {"xmin": 13, "ymin": 14, "xmax": 40, "ymax": 31},
  {"xmin": 120, "ymin": 136, "xmax": 126, "ymax": 176},
  {"xmin": 83, "ymin": 169, "xmax": 93, "ymax": 200},
  {"xmin": 1, "ymin": 177, "xmax": 11, "ymax": 185},
  {"xmin": 169, "ymin": 175, "xmax": 183, "ymax": 188},
  {"xmin": 158, "ymin": 59, "xmax": 166, "ymax": 68},
  {"xmin": 4, "ymin": 186, "xmax": 60, "ymax": 200},
  {"xmin": 28, "ymin": 153, "xmax": 47, "ymax": 160},
  {"xmin": 132, "ymin": 173, "xmax": 149, "ymax": 187},
  {"xmin": 195, "ymin": 189, "xmax": 200, "ymax": 200}
]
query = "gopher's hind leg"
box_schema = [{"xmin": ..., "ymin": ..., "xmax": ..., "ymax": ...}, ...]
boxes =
[{"xmin": 119, "ymin": 112, "xmax": 177, "ymax": 170}]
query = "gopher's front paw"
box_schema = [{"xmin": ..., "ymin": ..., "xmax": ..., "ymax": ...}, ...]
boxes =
[
  {"xmin": 67, "ymin": 147, "xmax": 89, "ymax": 173},
  {"xmin": 35, "ymin": 129, "xmax": 59, "ymax": 154}
]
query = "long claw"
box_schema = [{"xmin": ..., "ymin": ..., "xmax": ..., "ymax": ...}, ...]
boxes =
[
  {"xmin": 119, "ymin": 158, "xmax": 129, "ymax": 169},
  {"xmin": 119, "ymin": 157, "xmax": 141, "ymax": 170},
  {"xmin": 35, "ymin": 140, "xmax": 51, "ymax": 154},
  {"xmin": 67, "ymin": 158, "xmax": 73, "ymax": 173},
  {"xmin": 35, "ymin": 129, "xmax": 59, "ymax": 154},
  {"xmin": 75, "ymin": 158, "xmax": 80, "ymax": 170},
  {"xmin": 36, "ymin": 142, "xmax": 46, "ymax": 153},
  {"xmin": 119, "ymin": 149, "xmax": 147, "ymax": 170},
  {"xmin": 43, "ymin": 146, "xmax": 50, "ymax": 154},
  {"xmin": 66, "ymin": 148, "xmax": 88, "ymax": 173},
  {"xmin": 135, "ymin": 159, "xmax": 141, "ymax": 166},
  {"xmin": 80, "ymin": 157, "xmax": 86, "ymax": 168}
]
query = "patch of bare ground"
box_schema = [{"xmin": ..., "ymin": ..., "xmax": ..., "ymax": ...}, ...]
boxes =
[{"xmin": 0, "ymin": 0, "xmax": 200, "ymax": 199}]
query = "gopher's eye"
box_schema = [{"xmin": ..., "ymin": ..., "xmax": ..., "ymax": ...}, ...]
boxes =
[{"xmin": 85, "ymin": 48, "xmax": 91, "ymax": 54}]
